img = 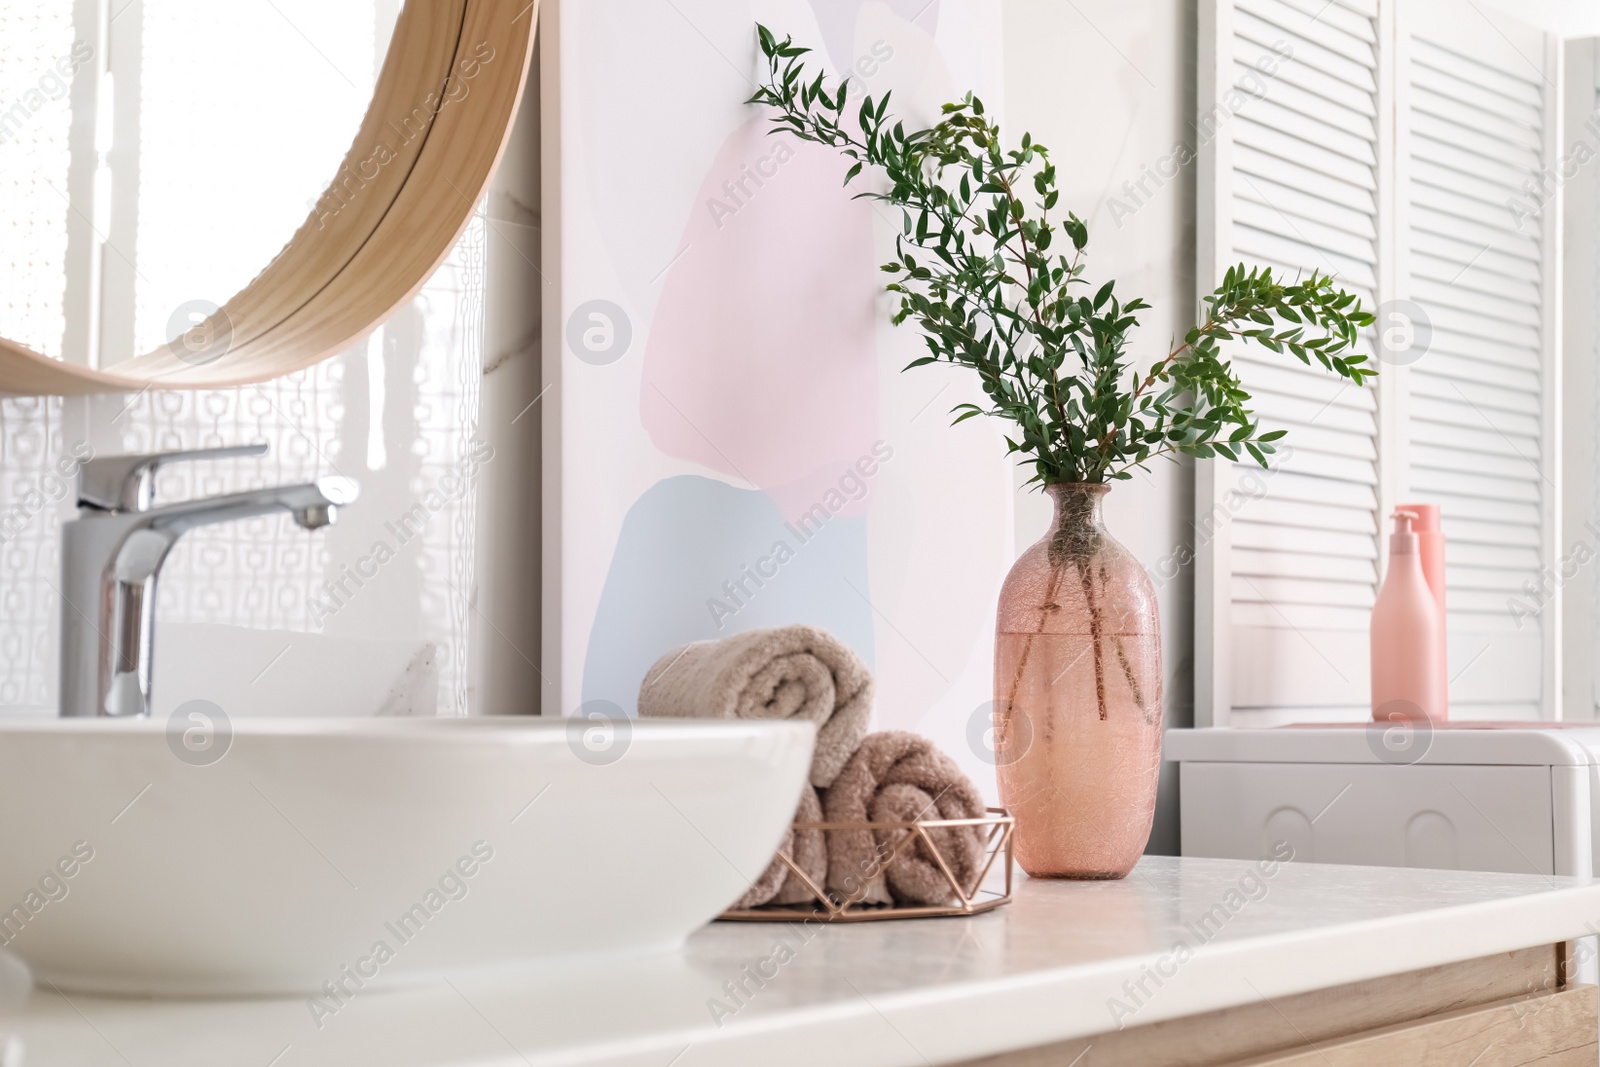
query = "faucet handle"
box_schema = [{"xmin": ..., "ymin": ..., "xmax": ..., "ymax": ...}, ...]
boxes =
[{"xmin": 78, "ymin": 443, "xmax": 270, "ymax": 512}]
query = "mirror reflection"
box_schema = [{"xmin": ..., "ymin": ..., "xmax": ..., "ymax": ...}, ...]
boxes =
[{"xmin": 0, "ymin": 1, "xmax": 397, "ymax": 367}]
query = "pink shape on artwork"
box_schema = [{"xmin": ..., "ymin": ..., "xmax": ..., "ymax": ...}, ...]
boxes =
[{"xmin": 641, "ymin": 118, "xmax": 882, "ymax": 521}]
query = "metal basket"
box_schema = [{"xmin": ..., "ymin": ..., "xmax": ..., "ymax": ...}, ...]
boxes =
[{"xmin": 718, "ymin": 807, "xmax": 1014, "ymax": 922}]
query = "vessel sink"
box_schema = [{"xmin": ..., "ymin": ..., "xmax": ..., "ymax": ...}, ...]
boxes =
[{"xmin": 0, "ymin": 717, "xmax": 812, "ymax": 996}]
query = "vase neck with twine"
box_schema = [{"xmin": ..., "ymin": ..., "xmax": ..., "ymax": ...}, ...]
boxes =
[
  {"xmin": 1008, "ymin": 482, "xmax": 1126, "ymax": 722},
  {"xmin": 1044, "ymin": 482, "xmax": 1108, "ymax": 566}
]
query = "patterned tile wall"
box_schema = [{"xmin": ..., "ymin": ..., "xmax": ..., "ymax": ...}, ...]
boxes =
[{"xmin": 0, "ymin": 219, "xmax": 486, "ymax": 716}]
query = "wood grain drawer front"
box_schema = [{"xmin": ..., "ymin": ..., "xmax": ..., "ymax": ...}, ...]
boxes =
[
  {"xmin": 953, "ymin": 947, "xmax": 1568, "ymax": 1067},
  {"xmin": 1229, "ymin": 985, "xmax": 1598, "ymax": 1066}
]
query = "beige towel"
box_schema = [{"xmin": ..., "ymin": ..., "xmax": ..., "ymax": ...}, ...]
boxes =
[
  {"xmin": 733, "ymin": 785, "xmax": 827, "ymax": 909},
  {"xmin": 823, "ymin": 731, "xmax": 988, "ymax": 906},
  {"xmin": 638, "ymin": 625, "xmax": 872, "ymax": 788}
]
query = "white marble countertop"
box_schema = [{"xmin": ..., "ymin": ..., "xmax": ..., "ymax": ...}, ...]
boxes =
[{"xmin": 5, "ymin": 855, "xmax": 1600, "ymax": 1067}]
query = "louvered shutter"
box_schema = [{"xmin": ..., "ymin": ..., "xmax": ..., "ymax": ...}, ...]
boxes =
[
  {"xmin": 1400, "ymin": 1, "xmax": 1559, "ymax": 718},
  {"xmin": 1196, "ymin": 0, "xmax": 1561, "ymax": 725},
  {"xmin": 1198, "ymin": 0, "xmax": 1386, "ymax": 724}
]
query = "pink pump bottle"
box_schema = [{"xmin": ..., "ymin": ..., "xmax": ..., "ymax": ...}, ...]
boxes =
[{"xmin": 1371, "ymin": 511, "xmax": 1446, "ymax": 722}]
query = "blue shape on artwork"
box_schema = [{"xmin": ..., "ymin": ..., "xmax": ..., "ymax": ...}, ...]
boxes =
[{"xmin": 580, "ymin": 475, "xmax": 876, "ymax": 716}]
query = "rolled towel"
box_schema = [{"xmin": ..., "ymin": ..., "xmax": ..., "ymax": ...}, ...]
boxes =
[
  {"xmin": 733, "ymin": 785, "xmax": 827, "ymax": 909},
  {"xmin": 823, "ymin": 731, "xmax": 988, "ymax": 906},
  {"xmin": 638, "ymin": 625, "xmax": 872, "ymax": 788}
]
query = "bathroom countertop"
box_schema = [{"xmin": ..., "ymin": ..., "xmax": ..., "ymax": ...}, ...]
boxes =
[{"xmin": 6, "ymin": 855, "xmax": 1600, "ymax": 1066}]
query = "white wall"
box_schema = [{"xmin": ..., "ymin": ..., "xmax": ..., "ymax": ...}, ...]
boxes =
[
  {"xmin": 1563, "ymin": 38, "xmax": 1600, "ymax": 722},
  {"xmin": 475, "ymin": 45, "xmax": 546, "ymax": 716},
  {"xmin": 1479, "ymin": 0, "xmax": 1600, "ymax": 36},
  {"xmin": 1003, "ymin": 0, "xmax": 1198, "ymax": 852}
]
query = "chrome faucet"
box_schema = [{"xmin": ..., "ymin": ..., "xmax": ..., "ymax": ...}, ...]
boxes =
[{"xmin": 59, "ymin": 444, "xmax": 359, "ymax": 718}]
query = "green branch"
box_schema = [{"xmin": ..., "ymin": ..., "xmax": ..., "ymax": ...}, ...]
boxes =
[{"xmin": 748, "ymin": 25, "xmax": 1376, "ymax": 484}]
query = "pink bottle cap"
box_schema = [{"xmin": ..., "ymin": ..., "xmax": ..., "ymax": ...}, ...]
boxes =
[{"xmin": 1395, "ymin": 503, "xmax": 1440, "ymax": 533}]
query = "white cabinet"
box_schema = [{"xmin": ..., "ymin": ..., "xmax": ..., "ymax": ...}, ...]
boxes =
[{"xmin": 1169, "ymin": 727, "xmax": 1600, "ymax": 877}]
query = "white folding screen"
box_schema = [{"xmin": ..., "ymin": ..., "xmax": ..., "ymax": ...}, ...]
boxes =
[
  {"xmin": 1197, "ymin": 0, "xmax": 1562, "ymax": 725},
  {"xmin": 1400, "ymin": 4, "xmax": 1561, "ymax": 718},
  {"xmin": 1197, "ymin": 0, "xmax": 1391, "ymax": 724}
]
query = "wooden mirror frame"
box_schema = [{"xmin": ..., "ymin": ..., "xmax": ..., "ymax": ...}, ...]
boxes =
[{"xmin": 0, "ymin": 0, "xmax": 537, "ymax": 396}]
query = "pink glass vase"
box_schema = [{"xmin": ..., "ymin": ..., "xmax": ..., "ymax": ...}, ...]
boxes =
[{"xmin": 993, "ymin": 483, "xmax": 1162, "ymax": 879}]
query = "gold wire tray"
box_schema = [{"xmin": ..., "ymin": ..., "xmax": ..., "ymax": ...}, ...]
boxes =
[{"xmin": 718, "ymin": 808, "xmax": 1014, "ymax": 922}]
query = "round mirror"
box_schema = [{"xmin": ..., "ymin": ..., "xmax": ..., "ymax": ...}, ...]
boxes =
[{"xmin": 0, "ymin": 0, "xmax": 534, "ymax": 394}]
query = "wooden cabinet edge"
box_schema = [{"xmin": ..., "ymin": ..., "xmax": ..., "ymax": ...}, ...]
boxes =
[
  {"xmin": 1227, "ymin": 984, "xmax": 1597, "ymax": 1066},
  {"xmin": 954, "ymin": 946, "xmax": 1572, "ymax": 1067}
]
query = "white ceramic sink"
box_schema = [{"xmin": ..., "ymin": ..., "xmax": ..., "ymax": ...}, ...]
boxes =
[{"xmin": 0, "ymin": 717, "xmax": 812, "ymax": 996}]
